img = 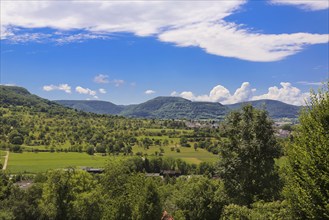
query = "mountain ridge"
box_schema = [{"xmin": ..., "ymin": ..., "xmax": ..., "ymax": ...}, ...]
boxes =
[{"xmin": 1, "ymin": 85, "xmax": 301, "ymax": 119}]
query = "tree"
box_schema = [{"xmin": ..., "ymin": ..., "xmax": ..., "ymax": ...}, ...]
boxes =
[
  {"xmin": 8, "ymin": 130, "xmax": 24, "ymax": 145},
  {"xmin": 136, "ymin": 180, "xmax": 162, "ymax": 220},
  {"xmin": 39, "ymin": 169, "xmax": 98, "ymax": 220},
  {"xmin": 218, "ymin": 105, "xmax": 281, "ymax": 206},
  {"xmin": 170, "ymin": 176, "xmax": 227, "ymax": 220},
  {"xmin": 284, "ymin": 83, "xmax": 329, "ymax": 219}
]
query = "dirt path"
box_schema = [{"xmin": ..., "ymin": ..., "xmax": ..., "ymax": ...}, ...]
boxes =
[{"xmin": 2, "ymin": 151, "xmax": 9, "ymax": 170}]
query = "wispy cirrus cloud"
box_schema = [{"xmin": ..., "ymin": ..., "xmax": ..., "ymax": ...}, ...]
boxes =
[
  {"xmin": 94, "ymin": 74, "xmax": 124, "ymax": 87},
  {"xmin": 43, "ymin": 84, "xmax": 71, "ymax": 93},
  {"xmin": 1, "ymin": 1, "xmax": 328, "ymax": 62},
  {"xmin": 270, "ymin": 0, "xmax": 329, "ymax": 11},
  {"xmin": 296, "ymin": 81, "xmax": 323, "ymax": 86}
]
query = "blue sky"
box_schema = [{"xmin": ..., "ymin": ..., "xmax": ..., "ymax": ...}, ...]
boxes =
[{"xmin": 0, "ymin": 0, "xmax": 328, "ymax": 105}]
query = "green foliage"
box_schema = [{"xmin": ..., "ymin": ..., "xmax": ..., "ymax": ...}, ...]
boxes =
[
  {"xmin": 169, "ymin": 176, "xmax": 227, "ymax": 220},
  {"xmin": 135, "ymin": 179, "xmax": 162, "ymax": 220},
  {"xmin": 218, "ymin": 105, "xmax": 282, "ymax": 205},
  {"xmin": 3, "ymin": 184, "xmax": 43, "ymax": 220},
  {"xmin": 0, "ymin": 172, "xmax": 13, "ymax": 201},
  {"xmin": 221, "ymin": 200, "xmax": 291, "ymax": 220},
  {"xmin": 39, "ymin": 169, "xmax": 98, "ymax": 219},
  {"xmin": 283, "ymin": 83, "xmax": 329, "ymax": 219},
  {"xmin": 86, "ymin": 146, "xmax": 94, "ymax": 155},
  {"xmin": 221, "ymin": 204, "xmax": 250, "ymax": 220}
]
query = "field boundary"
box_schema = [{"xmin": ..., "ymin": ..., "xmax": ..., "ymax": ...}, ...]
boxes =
[{"xmin": 2, "ymin": 151, "xmax": 9, "ymax": 170}]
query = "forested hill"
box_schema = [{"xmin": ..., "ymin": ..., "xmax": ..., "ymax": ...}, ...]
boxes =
[
  {"xmin": 120, "ymin": 97, "xmax": 229, "ymax": 119},
  {"xmin": 56, "ymin": 96, "xmax": 229, "ymax": 119},
  {"xmin": 0, "ymin": 85, "xmax": 64, "ymax": 112},
  {"xmin": 55, "ymin": 100, "xmax": 124, "ymax": 115},
  {"xmin": 227, "ymin": 99, "xmax": 301, "ymax": 119},
  {"xmin": 56, "ymin": 97, "xmax": 301, "ymax": 119}
]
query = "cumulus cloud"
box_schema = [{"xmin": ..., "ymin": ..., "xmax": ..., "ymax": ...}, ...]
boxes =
[
  {"xmin": 43, "ymin": 84, "xmax": 71, "ymax": 93},
  {"xmin": 172, "ymin": 82, "xmax": 255, "ymax": 104},
  {"xmin": 270, "ymin": 0, "xmax": 329, "ymax": 11},
  {"xmin": 94, "ymin": 74, "xmax": 109, "ymax": 84},
  {"xmin": 75, "ymin": 86, "xmax": 96, "ymax": 96},
  {"xmin": 145, "ymin": 89, "xmax": 156, "ymax": 95},
  {"xmin": 99, "ymin": 88, "xmax": 106, "ymax": 94},
  {"xmin": 172, "ymin": 82, "xmax": 308, "ymax": 105},
  {"xmin": 252, "ymin": 82, "xmax": 309, "ymax": 105},
  {"xmin": 1, "ymin": 1, "xmax": 328, "ymax": 61}
]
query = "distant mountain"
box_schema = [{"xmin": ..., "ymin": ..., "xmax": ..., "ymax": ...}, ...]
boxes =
[
  {"xmin": 55, "ymin": 100, "xmax": 124, "ymax": 115},
  {"xmin": 0, "ymin": 85, "xmax": 301, "ymax": 120},
  {"xmin": 54, "ymin": 97, "xmax": 301, "ymax": 119},
  {"xmin": 120, "ymin": 96, "xmax": 228, "ymax": 119},
  {"xmin": 227, "ymin": 99, "xmax": 301, "ymax": 119}
]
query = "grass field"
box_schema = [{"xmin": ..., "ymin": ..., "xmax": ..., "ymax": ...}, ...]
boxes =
[
  {"xmin": 132, "ymin": 145, "xmax": 218, "ymax": 164},
  {"xmin": 7, "ymin": 152, "xmax": 110, "ymax": 173},
  {"xmin": 6, "ymin": 145, "xmax": 218, "ymax": 173}
]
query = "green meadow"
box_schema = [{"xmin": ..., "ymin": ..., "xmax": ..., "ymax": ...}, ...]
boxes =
[
  {"xmin": 132, "ymin": 145, "xmax": 218, "ymax": 164},
  {"xmin": 6, "ymin": 145, "xmax": 218, "ymax": 173},
  {"xmin": 6, "ymin": 152, "xmax": 109, "ymax": 173}
]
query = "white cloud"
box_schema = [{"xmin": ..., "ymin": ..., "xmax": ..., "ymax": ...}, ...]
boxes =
[
  {"xmin": 145, "ymin": 89, "xmax": 156, "ymax": 95},
  {"xmin": 172, "ymin": 82, "xmax": 308, "ymax": 105},
  {"xmin": 270, "ymin": 0, "xmax": 329, "ymax": 11},
  {"xmin": 113, "ymin": 79, "xmax": 124, "ymax": 87},
  {"xmin": 1, "ymin": 1, "xmax": 328, "ymax": 61},
  {"xmin": 173, "ymin": 82, "xmax": 255, "ymax": 104},
  {"xmin": 75, "ymin": 86, "xmax": 96, "ymax": 96},
  {"xmin": 43, "ymin": 84, "xmax": 71, "ymax": 93},
  {"xmin": 1, "ymin": 83, "xmax": 16, "ymax": 86},
  {"xmin": 159, "ymin": 23, "xmax": 328, "ymax": 62},
  {"xmin": 170, "ymin": 91, "xmax": 178, "ymax": 96},
  {"xmin": 99, "ymin": 88, "xmax": 106, "ymax": 94},
  {"xmin": 94, "ymin": 74, "xmax": 109, "ymax": 84},
  {"xmin": 252, "ymin": 82, "xmax": 309, "ymax": 105}
]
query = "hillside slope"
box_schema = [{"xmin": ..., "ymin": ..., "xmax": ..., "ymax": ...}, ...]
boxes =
[
  {"xmin": 227, "ymin": 99, "xmax": 301, "ymax": 119},
  {"xmin": 0, "ymin": 85, "xmax": 62, "ymax": 111},
  {"xmin": 55, "ymin": 100, "xmax": 124, "ymax": 115},
  {"xmin": 120, "ymin": 97, "xmax": 229, "ymax": 119}
]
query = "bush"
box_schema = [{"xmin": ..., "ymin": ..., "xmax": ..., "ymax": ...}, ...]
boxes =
[
  {"xmin": 221, "ymin": 201, "xmax": 291, "ymax": 220},
  {"xmin": 86, "ymin": 147, "xmax": 94, "ymax": 155},
  {"xmin": 11, "ymin": 145, "xmax": 22, "ymax": 153}
]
